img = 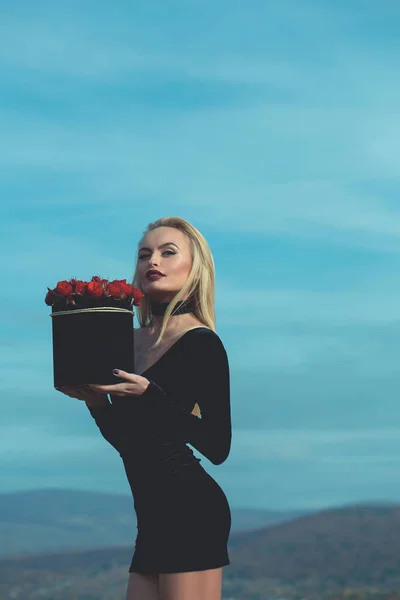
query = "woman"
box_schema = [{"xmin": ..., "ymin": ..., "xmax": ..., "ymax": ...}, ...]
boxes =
[{"xmin": 58, "ymin": 217, "xmax": 232, "ymax": 600}]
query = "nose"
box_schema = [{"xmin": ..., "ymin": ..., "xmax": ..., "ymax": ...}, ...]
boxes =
[
  {"xmin": 140, "ymin": 253, "xmax": 161, "ymax": 274},
  {"xmin": 148, "ymin": 257, "xmax": 160, "ymax": 268}
]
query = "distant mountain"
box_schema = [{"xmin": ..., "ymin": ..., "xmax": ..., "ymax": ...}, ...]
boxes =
[
  {"xmin": 0, "ymin": 488, "xmax": 309, "ymax": 557},
  {"xmin": 228, "ymin": 502, "xmax": 400, "ymax": 587},
  {"xmin": 1, "ymin": 502, "xmax": 400, "ymax": 599}
]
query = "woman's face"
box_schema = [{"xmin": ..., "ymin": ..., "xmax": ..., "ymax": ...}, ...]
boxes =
[{"xmin": 137, "ymin": 226, "xmax": 193, "ymax": 302}]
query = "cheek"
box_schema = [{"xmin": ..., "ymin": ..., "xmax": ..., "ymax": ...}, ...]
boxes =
[
  {"xmin": 176, "ymin": 259, "xmax": 192, "ymax": 277},
  {"xmin": 136, "ymin": 264, "xmax": 147, "ymax": 283}
]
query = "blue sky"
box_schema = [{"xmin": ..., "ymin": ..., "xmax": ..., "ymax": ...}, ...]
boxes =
[{"xmin": 2, "ymin": 0, "xmax": 400, "ymax": 511}]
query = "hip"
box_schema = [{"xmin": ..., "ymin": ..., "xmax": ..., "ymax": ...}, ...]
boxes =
[{"xmin": 132, "ymin": 461, "xmax": 230, "ymax": 519}]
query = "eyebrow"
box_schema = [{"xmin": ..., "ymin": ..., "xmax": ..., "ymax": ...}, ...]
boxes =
[{"xmin": 138, "ymin": 242, "xmax": 179, "ymax": 253}]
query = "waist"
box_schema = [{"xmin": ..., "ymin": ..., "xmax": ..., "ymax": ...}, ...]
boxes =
[{"xmin": 121, "ymin": 441, "xmax": 202, "ymax": 484}]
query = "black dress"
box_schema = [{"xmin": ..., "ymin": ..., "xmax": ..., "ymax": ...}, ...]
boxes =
[{"xmin": 86, "ymin": 326, "xmax": 232, "ymax": 574}]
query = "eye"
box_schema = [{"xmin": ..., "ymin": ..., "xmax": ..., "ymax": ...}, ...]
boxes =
[{"xmin": 138, "ymin": 250, "xmax": 176, "ymax": 260}]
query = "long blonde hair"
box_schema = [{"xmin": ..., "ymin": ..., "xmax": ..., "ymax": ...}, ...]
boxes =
[{"xmin": 131, "ymin": 217, "xmax": 217, "ymax": 418}]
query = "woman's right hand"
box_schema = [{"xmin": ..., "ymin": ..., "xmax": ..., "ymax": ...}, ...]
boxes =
[{"xmin": 56, "ymin": 385, "xmax": 109, "ymax": 406}]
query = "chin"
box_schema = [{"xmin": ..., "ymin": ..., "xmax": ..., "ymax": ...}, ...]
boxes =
[{"xmin": 143, "ymin": 281, "xmax": 163, "ymax": 290}]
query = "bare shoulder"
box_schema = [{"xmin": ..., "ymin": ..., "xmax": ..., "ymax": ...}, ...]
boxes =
[
  {"xmin": 133, "ymin": 326, "xmax": 145, "ymax": 349},
  {"xmin": 134, "ymin": 327, "xmax": 143, "ymax": 337}
]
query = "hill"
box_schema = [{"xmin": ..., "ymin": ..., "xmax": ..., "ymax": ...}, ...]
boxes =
[
  {"xmin": 0, "ymin": 488, "xmax": 308, "ymax": 557},
  {"xmin": 1, "ymin": 502, "xmax": 400, "ymax": 599},
  {"xmin": 228, "ymin": 502, "xmax": 400, "ymax": 588}
]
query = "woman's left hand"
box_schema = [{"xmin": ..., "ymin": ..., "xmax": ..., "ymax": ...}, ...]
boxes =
[{"xmin": 86, "ymin": 370, "xmax": 151, "ymax": 397}]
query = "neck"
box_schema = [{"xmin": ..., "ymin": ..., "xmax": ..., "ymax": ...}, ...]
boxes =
[
  {"xmin": 149, "ymin": 296, "xmax": 196, "ymax": 316},
  {"xmin": 148, "ymin": 313, "xmax": 194, "ymax": 335},
  {"xmin": 147, "ymin": 296, "xmax": 197, "ymax": 335}
]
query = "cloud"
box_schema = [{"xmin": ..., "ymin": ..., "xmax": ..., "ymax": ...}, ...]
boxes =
[
  {"xmin": 2, "ymin": 108, "xmax": 400, "ymax": 253},
  {"xmin": 230, "ymin": 427, "xmax": 400, "ymax": 466},
  {"xmin": 218, "ymin": 283, "xmax": 400, "ymax": 326},
  {"xmin": 1, "ymin": 1, "xmax": 400, "ymax": 254},
  {"xmin": 2, "ymin": 0, "xmax": 400, "ymax": 506},
  {"xmin": 2, "ymin": 424, "xmax": 107, "ymax": 462}
]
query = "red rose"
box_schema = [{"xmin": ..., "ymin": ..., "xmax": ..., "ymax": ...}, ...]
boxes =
[
  {"xmin": 131, "ymin": 286, "xmax": 143, "ymax": 306},
  {"xmin": 46, "ymin": 275, "xmax": 142, "ymax": 308},
  {"xmin": 71, "ymin": 280, "xmax": 87, "ymax": 295},
  {"xmin": 86, "ymin": 281, "xmax": 103, "ymax": 297},
  {"xmin": 106, "ymin": 280, "xmax": 123, "ymax": 298},
  {"xmin": 120, "ymin": 282, "xmax": 131, "ymax": 297},
  {"xmin": 114, "ymin": 279, "xmax": 126, "ymax": 289},
  {"xmin": 120, "ymin": 282, "xmax": 138, "ymax": 302},
  {"xmin": 55, "ymin": 280, "xmax": 73, "ymax": 296},
  {"xmin": 45, "ymin": 290, "xmax": 56, "ymax": 306}
]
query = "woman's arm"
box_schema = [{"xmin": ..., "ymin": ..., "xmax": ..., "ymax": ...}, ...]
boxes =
[{"xmin": 141, "ymin": 329, "xmax": 232, "ymax": 465}]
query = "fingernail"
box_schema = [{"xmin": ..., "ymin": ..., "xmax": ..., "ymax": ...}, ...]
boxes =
[{"xmin": 113, "ymin": 369, "xmax": 119, "ymax": 375}]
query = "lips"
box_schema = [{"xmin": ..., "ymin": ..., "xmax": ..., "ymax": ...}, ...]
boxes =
[{"xmin": 146, "ymin": 270, "xmax": 165, "ymax": 280}]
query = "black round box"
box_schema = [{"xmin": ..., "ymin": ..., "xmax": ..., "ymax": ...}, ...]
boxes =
[{"xmin": 51, "ymin": 305, "xmax": 135, "ymax": 388}]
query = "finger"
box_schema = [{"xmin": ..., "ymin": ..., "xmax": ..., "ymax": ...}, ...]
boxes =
[
  {"xmin": 58, "ymin": 387, "xmax": 88, "ymax": 400},
  {"xmin": 64, "ymin": 389, "xmax": 82, "ymax": 399},
  {"xmin": 87, "ymin": 384, "xmax": 119, "ymax": 392},
  {"xmin": 71, "ymin": 389, "xmax": 103, "ymax": 402},
  {"xmin": 56, "ymin": 386, "xmax": 75, "ymax": 395},
  {"xmin": 112, "ymin": 369, "xmax": 138, "ymax": 381}
]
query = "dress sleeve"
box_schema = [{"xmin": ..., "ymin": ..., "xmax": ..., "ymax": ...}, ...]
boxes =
[
  {"xmin": 141, "ymin": 329, "xmax": 232, "ymax": 465},
  {"xmin": 86, "ymin": 400, "xmax": 123, "ymax": 455}
]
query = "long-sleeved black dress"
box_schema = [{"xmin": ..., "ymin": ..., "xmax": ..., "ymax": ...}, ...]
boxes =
[{"xmin": 86, "ymin": 326, "xmax": 232, "ymax": 574}]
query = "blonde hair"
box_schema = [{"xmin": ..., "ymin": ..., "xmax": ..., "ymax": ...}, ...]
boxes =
[{"xmin": 131, "ymin": 217, "xmax": 217, "ymax": 418}]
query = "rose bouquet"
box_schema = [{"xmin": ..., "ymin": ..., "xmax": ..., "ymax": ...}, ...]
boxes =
[{"xmin": 46, "ymin": 276, "xmax": 143, "ymax": 388}]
